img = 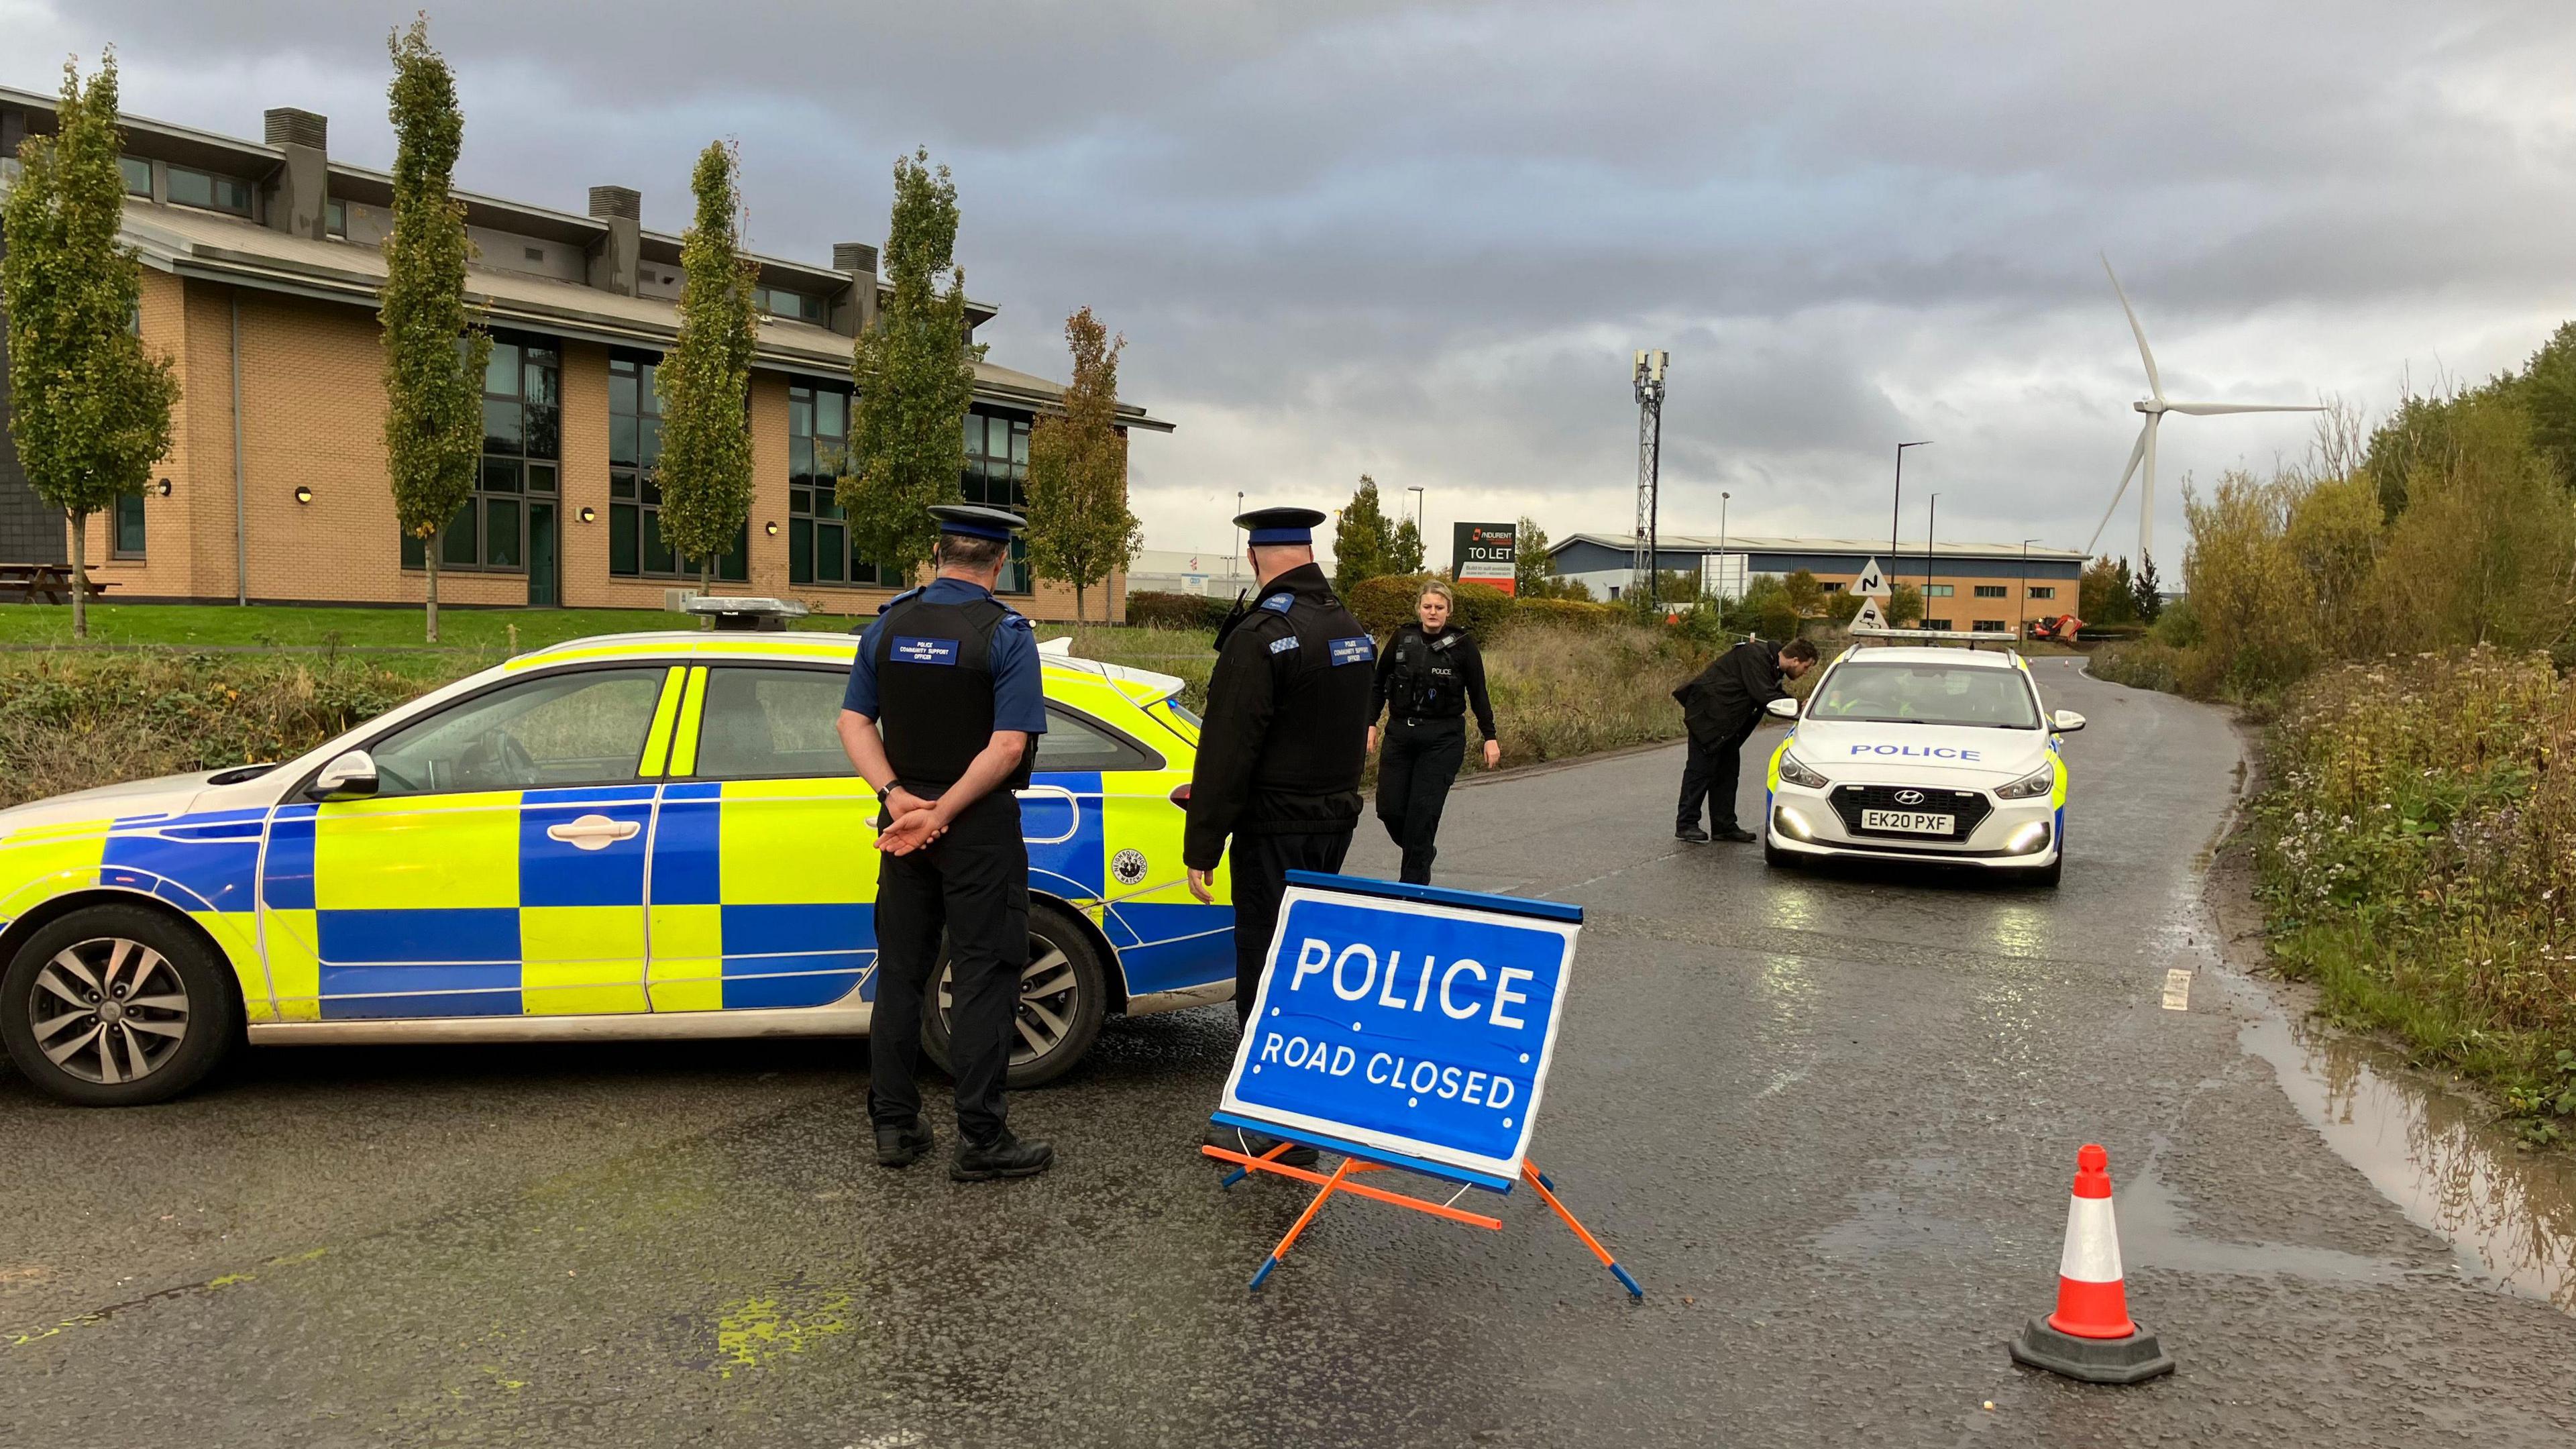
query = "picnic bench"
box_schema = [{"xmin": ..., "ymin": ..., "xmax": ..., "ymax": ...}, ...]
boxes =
[{"xmin": 0, "ymin": 564, "xmax": 119, "ymax": 605}]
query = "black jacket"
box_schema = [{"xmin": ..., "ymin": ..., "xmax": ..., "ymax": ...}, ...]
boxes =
[
  {"xmin": 1371, "ymin": 622, "xmax": 1497, "ymax": 737},
  {"xmin": 1674, "ymin": 639, "xmax": 1788, "ymax": 741},
  {"xmin": 1185, "ymin": 564, "xmax": 1377, "ymax": 869}
]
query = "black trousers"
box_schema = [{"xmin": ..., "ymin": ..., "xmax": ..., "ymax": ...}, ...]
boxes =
[
  {"xmin": 1375, "ymin": 715, "xmax": 1466, "ymax": 885},
  {"xmin": 1677, "ymin": 720, "xmax": 1756, "ymax": 832},
  {"xmin": 1228, "ymin": 828, "xmax": 1354, "ymax": 1027},
  {"xmin": 869, "ymin": 791, "xmax": 1028, "ymax": 1145}
]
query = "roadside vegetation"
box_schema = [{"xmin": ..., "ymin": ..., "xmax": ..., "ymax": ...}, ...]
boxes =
[{"xmin": 2084, "ymin": 321, "xmax": 2576, "ymax": 1140}]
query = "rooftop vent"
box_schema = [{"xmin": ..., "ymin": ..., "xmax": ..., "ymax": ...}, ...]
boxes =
[
  {"xmin": 833, "ymin": 242, "xmax": 879, "ymax": 274},
  {"xmin": 263, "ymin": 108, "xmax": 327, "ymax": 150},
  {"xmin": 588, "ymin": 185, "xmax": 642, "ymax": 222}
]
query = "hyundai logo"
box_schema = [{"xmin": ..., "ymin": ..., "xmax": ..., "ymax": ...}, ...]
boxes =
[{"xmin": 1894, "ymin": 789, "xmax": 1926, "ymax": 806}]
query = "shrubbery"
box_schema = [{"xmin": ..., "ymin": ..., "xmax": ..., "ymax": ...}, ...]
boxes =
[
  {"xmin": 1123, "ymin": 589, "xmax": 1228, "ymax": 631},
  {"xmin": 1345, "ymin": 574, "xmax": 1515, "ymax": 637},
  {"xmin": 2255, "ymin": 649, "xmax": 2576, "ymax": 1140}
]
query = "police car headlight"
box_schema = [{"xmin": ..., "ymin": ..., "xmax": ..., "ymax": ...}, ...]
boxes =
[
  {"xmin": 1776, "ymin": 753, "xmax": 1829, "ymax": 790},
  {"xmin": 1994, "ymin": 764, "xmax": 2056, "ymax": 800}
]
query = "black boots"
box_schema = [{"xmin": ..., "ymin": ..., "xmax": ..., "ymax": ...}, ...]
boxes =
[
  {"xmin": 875, "ymin": 1119, "xmax": 934, "ymax": 1168},
  {"xmin": 952, "ymin": 1131, "xmax": 1056, "ymax": 1182}
]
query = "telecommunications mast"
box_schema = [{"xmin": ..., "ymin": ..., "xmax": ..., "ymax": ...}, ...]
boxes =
[{"xmin": 1631, "ymin": 349, "xmax": 1668, "ymax": 606}]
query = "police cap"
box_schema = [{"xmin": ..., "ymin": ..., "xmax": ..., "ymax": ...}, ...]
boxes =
[
  {"xmin": 930, "ymin": 504, "xmax": 1026, "ymax": 542},
  {"xmin": 1234, "ymin": 506, "xmax": 1328, "ymax": 547}
]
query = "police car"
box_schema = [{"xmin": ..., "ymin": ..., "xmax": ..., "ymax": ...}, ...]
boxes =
[
  {"xmin": 1761, "ymin": 644, "xmax": 2083, "ymax": 885},
  {"xmin": 0, "ymin": 613, "xmax": 1236, "ymax": 1106}
]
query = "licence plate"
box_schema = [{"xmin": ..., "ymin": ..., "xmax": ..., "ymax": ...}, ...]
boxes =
[{"xmin": 1862, "ymin": 808, "xmax": 1953, "ymax": 835}]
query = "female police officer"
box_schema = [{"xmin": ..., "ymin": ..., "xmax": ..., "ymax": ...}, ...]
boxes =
[{"xmin": 1367, "ymin": 580, "xmax": 1499, "ymax": 884}]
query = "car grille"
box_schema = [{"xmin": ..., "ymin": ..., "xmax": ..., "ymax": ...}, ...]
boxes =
[{"xmin": 1830, "ymin": 784, "xmax": 1994, "ymax": 842}]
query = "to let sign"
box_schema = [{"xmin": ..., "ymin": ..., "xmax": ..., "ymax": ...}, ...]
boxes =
[
  {"xmin": 1451, "ymin": 521, "xmax": 1519, "ymax": 596},
  {"xmin": 1216, "ymin": 872, "xmax": 1580, "ymax": 1188}
]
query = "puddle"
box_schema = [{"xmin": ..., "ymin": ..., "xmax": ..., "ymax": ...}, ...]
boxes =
[{"xmin": 2220, "ymin": 968, "xmax": 2576, "ymax": 1313}]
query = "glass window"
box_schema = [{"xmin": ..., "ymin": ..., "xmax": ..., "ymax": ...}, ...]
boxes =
[
  {"xmin": 325, "ymin": 199, "xmax": 347, "ymax": 237},
  {"xmin": 2029, "ymin": 586, "xmax": 2055, "ymax": 600},
  {"xmin": 113, "ymin": 493, "xmax": 146, "ymax": 557},
  {"xmin": 366, "ymin": 669, "xmax": 669, "ymax": 797},
  {"xmin": 608, "ymin": 353, "xmax": 740, "ymax": 580},
  {"xmin": 690, "ymin": 668, "xmax": 859, "ymax": 780},
  {"xmin": 407, "ymin": 334, "xmax": 559, "ymax": 574},
  {"xmin": 1922, "ymin": 584, "xmax": 1954, "ymax": 598},
  {"xmin": 960, "ymin": 410, "xmax": 1033, "ymax": 592},
  {"xmin": 1034, "ymin": 707, "xmax": 1162, "ymax": 773},
  {"xmin": 119, "ymin": 156, "xmax": 151, "ymax": 197},
  {"xmin": 1920, "ymin": 617, "xmax": 1951, "ymax": 631},
  {"xmin": 1974, "ymin": 619, "xmax": 2010, "ymax": 633},
  {"xmin": 1807, "ymin": 662, "xmax": 2041, "ymax": 729},
  {"xmin": 1974, "ymin": 584, "xmax": 2008, "ymax": 598},
  {"xmin": 788, "ymin": 381, "xmax": 882, "ymax": 586},
  {"xmin": 166, "ymin": 164, "xmax": 250, "ymax": 216}
]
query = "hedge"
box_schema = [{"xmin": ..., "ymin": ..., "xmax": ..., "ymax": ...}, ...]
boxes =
[
  {"xmin": 1513, "ymin": 596, "xmax": 1621, "ymax": 632},
  {"xmin": 1345, "ymin": 574, "xmax": 1516, "ymax": 637},
  {"xmin": 1124, "ymin": 590, "xmax": 1230, "ymax": 630}
]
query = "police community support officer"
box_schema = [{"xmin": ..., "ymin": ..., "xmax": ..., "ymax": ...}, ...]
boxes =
[
  {"xmin": 836, "ymin": 504, "xmax": 1054, "ymax": 1182},
  {"xmin": 1368, "ymin": 579, "xmax": 1499, "ymax": 885},
  {"xmin": 1671, "ymin": 633, "xmax": 1819, "ymax": 843},
  {"xmin": 1185, "ymin": 506, "xmax": 1376, "ymax": 1004}
]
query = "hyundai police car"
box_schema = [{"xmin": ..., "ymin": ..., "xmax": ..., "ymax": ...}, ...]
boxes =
[
  {"xmin": 0, "ymin": 616, "xmax": 1238, "ymax": 1106},
  {"xmin": 1762, "ymin": 645, "xmax": 2082, "ymax": 885}
]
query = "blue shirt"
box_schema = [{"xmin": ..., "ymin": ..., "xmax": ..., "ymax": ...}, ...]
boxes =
[{"xmin": 843, "ymin": 576, "xmax": 1049, "ymax": 735}]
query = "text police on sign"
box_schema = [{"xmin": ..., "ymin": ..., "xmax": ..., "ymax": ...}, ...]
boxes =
[{"xmin": 1216, "ymin": 873, "xmax": 1581, "ymax": 1187}]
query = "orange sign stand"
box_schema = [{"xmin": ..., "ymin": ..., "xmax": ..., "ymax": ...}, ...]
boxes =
[{"xmin": 1201, "ymin": 1138, "xmax": 1643, "ymax": 1298}]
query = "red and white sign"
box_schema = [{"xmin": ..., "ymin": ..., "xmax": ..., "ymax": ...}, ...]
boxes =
[{"xmin": 1452, "ymin": 521, "xmax": 1518, "ymax": 596}]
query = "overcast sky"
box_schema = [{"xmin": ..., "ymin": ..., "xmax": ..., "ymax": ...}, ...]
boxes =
[{"xmin": 11, "ymin": 0, "xmax": 2575, "ymax": 566}]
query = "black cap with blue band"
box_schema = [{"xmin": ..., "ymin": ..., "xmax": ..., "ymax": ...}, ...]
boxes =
[
  {"xmin": 1235, "ymin": 506, "xmax": 1328, "ymax": 547},
  {"xmin": 930, "ymin": 503, "xmax": 1026, "ymax": 541}
]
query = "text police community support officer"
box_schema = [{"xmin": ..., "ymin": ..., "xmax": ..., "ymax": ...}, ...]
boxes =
[{"xmin": 836, "ymin": 504, "xmax": 1055, "ymax": 1183}]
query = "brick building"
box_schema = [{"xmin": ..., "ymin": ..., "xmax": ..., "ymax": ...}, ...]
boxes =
[
  {"xmin": 1545, "ymin": 533, "xmax": 2088, "ymax": 635},
  {"xmin": 0, "ymin": 87, "xmax": 1169, "ymax": 618}
]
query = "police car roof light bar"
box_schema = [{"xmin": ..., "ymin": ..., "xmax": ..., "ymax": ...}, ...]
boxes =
[{"xmin": 683, "ymin": 596, "xmax": 812, "ymax": 632}]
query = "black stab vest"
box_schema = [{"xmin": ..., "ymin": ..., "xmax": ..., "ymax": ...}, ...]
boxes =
[{"xmin": 871, "ymin": 592, "xmax": 1037, "ymax": 793}]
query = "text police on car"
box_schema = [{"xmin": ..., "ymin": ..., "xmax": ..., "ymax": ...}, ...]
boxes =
[{"xmin": 836, "ymin": 504, "xmax": 1056, "ymax": 1183}]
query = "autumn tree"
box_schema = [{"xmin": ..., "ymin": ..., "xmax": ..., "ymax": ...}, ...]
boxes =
[
  {"xmin": 654, "ymin": 140, "xmax": 759, "ymax": 592},
  {"xmin": 1024, "ymin": 306, "xmax": 1140, "ymax": 621},
  {"xmin": 0, "ymin": 52, "xmax": 178, "ymax": 640},
  {"xmin": 843, "ymin": 149, "xmax": 975, "ymax": 586},
  {"xmin": 378, "ymin": 18, "xmax": 488, "ymax": 643}
]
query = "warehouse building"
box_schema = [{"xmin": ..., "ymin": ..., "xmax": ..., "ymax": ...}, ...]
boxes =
[
  {"xmin": 1544, "ymin": 533, "xmax": 2087, "ymax": 635},
  {"xmin": 0, "ymin": 86, "xmax": 1169, "ymax": 618}
]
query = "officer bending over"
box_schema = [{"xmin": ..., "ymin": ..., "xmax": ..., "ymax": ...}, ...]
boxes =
[
  {"xmin": 1368, "ymin": 579, "xmax": 1499, "ymax": 885},
  {"xmin": 1672, "ymin": 634, "xmax": 1818, "ymax": 843},
  {"xmin": 837, "ymin": 504, "xmax": 1053, "ymax": 1182}
]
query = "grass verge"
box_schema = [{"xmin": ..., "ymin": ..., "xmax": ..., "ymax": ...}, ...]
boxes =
[{"xmin": 2253, "ymin": 649, "xmax": 2576, "ymax": 1142}]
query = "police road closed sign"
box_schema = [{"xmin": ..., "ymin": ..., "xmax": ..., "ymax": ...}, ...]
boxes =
[{"xmin": 1218, "ymin": 873, "xmax": 1580, "ymax": 1187}]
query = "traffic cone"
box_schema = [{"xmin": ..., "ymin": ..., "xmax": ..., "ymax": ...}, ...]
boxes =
[{"xmin": 2007, "ymin": 1143, "xmax": 2176, "ymax": 1385}]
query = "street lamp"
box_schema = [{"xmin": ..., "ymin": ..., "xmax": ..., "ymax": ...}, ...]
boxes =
[
  {"xmin": 1234, "ymin": 490, "xmax": 1245, "ymax": 578},
  {"xmin": 1890, "ymin": 441, "xmax": 1931, "ymax": 578},
  {"xmin": 1717, "ymin": 490, "xmax": 1732, "ymax": 601},
  {"xmin": 1924, "ymin": 492, "xmax": 1939, "ymax": 598}
]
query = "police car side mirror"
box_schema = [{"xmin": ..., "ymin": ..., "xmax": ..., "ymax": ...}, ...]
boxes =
[
  {"xmin": 2052, "ymin": 710, "xmax": 2087, "ymax": 733},
  {"xmin": 307, "ymin": 749, "xmax": 380, "ymax": 800},
  {"xmin": 1765, "ymin": 698, "xmax": 1800, "ymax": 720}
]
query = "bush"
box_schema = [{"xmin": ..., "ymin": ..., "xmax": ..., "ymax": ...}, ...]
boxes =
[
  {"xmin": 1124, "ymin": 589, "xmax": 1226, "ymax": 630},
  {"xmin": 1512, "ymin": 596, "xmax": 1619, "ymax": 633},
  {"xmin": 1345, "ymin": 574, "xmax": 1513, "ymax": 637}
]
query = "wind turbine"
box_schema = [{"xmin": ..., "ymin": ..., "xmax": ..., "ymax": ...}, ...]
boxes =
[{"xmin": 2087, "ymin": 258, "xmax": 2320, "ymax": 562}]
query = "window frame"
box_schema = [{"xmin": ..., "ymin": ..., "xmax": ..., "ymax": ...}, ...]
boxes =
[
  {"xmin": 683, "ymin": 663, "xmax": 864, "ymax": 782},
  {"xmin": 164, "ymin": 163, "xmax": 251, "ymax": 216},
  {"xmin": 1973, "ymin": 619, "xmax": 2010, "ymax": 634},
  {"xmin": 1920, "ymin": 616, "xmax": 1952, "ymax": 631},
  {"xmin": 325, "ymin": 199, "xmax": 347, "ymax": 238},
  {"xmin": 402, "ymin": 331, "xmax": 560, "ymax": 576},
  {"xmin": 961, "ymin": 409, "xmax": 1034, "ymax": 594},
  {"xmin": 112, "ymin": 492, "xmax": 146, "ymax": 559},
  {"xmin": 311, "ymin": 662, "xmax": 678, "ymax": 802},
  {"xmin": 118, "ymin": 155, "xmax": 152, "ymax": 198},
  {"xmin": 2028, "ymin": 586, "xmax": 2055, "ymax": 600},
  {"xmin": 606, "ymin": 350, "xmax": 748, "ymax": 582},
  {"xmin": 1035, "ymin": 702, "xmax": 1165, "ymax": 774},
  {"xmin": 787, "ymin": 381, "xmax": 892, "ymax": 588}
]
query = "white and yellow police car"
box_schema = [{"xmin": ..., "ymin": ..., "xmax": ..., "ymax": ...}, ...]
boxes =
[
  {"xmin": 1762, "ymin": 643, "xmax": 2083, "ymax": 885},
  {"xmin": 0, "ymin": 616, "xmax": 1236, "ymax": 1106}
]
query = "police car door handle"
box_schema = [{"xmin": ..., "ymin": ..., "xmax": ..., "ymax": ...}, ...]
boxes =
[{"xmin": 546, "ymin": 814, "xmax": 641, "ymax": 851}]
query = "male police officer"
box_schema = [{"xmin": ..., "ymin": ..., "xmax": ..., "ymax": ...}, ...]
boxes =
[
  {"xmin": 1672, "ymin": 633, "xmax": 1818, "ymax": 843},
  {"xmin": 836, "ymin": 504, "xmax": 1054, "ymax": 1182},
  {"xmin": 1186, "ymin": 508, "xmax": 1376, "ymax": 1163}
]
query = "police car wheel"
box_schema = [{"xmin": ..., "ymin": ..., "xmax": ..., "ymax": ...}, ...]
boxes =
[
  {"xmin": 0, "ymin": 904, "xmax": 241, "ymax": 1108},
  {"xmin": 922, "ymin": 903, "xmax": 1107, "ymax": 1091}
]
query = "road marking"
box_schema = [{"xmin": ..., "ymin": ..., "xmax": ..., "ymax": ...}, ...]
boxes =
[{"xmin": 2161, "ymin": 969, "xmax": 2192, "ymax": 1011}]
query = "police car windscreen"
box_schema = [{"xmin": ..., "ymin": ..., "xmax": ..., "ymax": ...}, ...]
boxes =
[{"xmin": 1807, "ymin": 663, "xmax": 2041, "ymax": 729}]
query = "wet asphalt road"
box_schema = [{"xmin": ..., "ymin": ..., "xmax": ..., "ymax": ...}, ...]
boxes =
[{"xmin": 7, "ymin": 657, "xmax": 2576, "ymax": 1447}]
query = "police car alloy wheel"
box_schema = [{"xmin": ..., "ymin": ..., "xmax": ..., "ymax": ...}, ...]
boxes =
[
  {"xmin": 0, "ymin": 904, "xmax": 241, "ymax": 1107},
  {"xmin": 921, "ymin": 902, "xmax": 1108, "ymax": 1090}
]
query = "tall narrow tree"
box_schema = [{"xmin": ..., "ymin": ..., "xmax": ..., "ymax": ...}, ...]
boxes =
[
  {"xmin": 1332, "ymin": 476, "xmax": 1396, "ymax": 594},
  {"xmin": 1387, "ymin": 517, "xmax": 1425, "ymax": 575},
  {"xmin": 842, "ymin": 148, "xmax": 975, "ymax": 586},
  {"xmin": 378, "ymin": 17, "xmax": 488, "ymax": 643},
  {"xmin": 654, "ymin": 140, "xmax": 758, "ymax": 593},
  {"xmin": 1024, "ymin": 306, "xmax": 1139, "ymax": 621},
  {"xmin": 0, "ymin": 52, "xmax": 178, "ymax": 641}
]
